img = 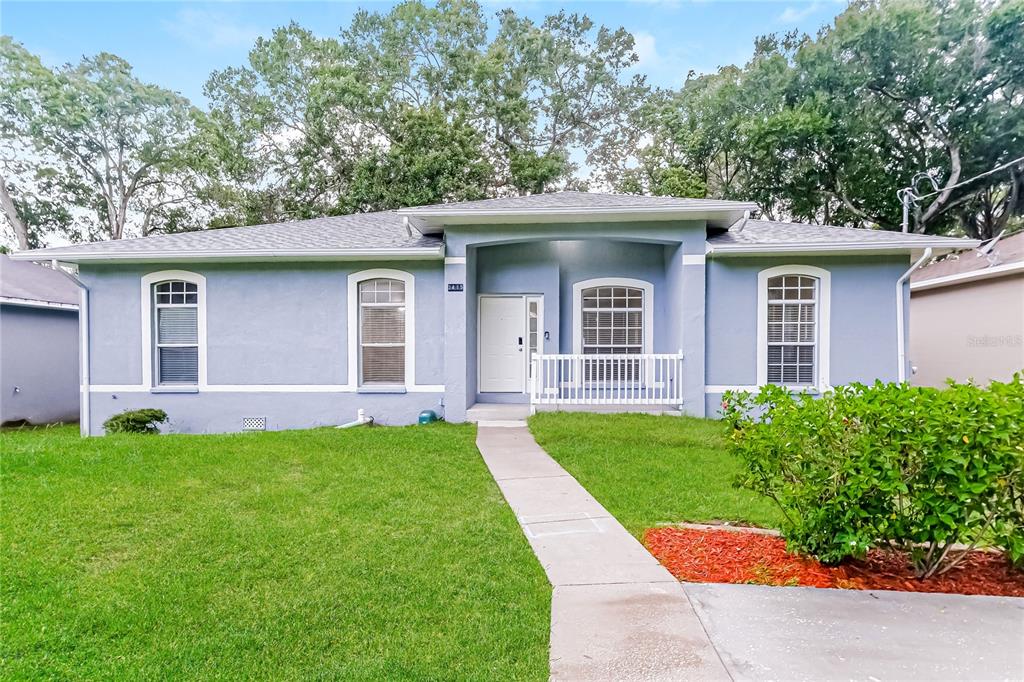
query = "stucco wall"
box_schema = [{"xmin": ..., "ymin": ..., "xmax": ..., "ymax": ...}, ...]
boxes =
[
  {"xmin": 704, "ymin": 254, "xmax": 909, "ymax": 415},
  {"xmin": 0, "ymin": 304, "xmax": 79, "ymax": 425},
  {"xmin": 910, "ymin": 274, "xmax": 1024, "ymax": 386},
  {"xmin": 81, "ymin": 261, "xmax": 445, "ymax": 433}
]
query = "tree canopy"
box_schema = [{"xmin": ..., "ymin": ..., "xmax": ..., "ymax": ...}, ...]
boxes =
[
  {"xmin": 1, "ymin": 0, "xmax": 1022, "ymax": 247},
  {"xmin": 610, "ymin": 0, "xmax": 1024, "ymax": 237},
  {"xmin": 0, "ymin": 38, "xmax": 211, "ymax": 248}
]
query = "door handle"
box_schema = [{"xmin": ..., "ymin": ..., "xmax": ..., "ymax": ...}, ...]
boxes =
[{"xmin": 518, "ymin": 336, "xmax": 523, "ymax": 351}]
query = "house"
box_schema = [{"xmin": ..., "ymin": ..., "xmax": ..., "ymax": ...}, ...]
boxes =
[
  {"xmin": 0, "ymin": 254, "xmax": 80, "ymax": 426},
  {"xmin": 8, "ymin": 192, "xmax": 978, "ymax": 436},
  {"xmin": 910, "ymin": 231, "xmax": 1024, "ymax": 387}
]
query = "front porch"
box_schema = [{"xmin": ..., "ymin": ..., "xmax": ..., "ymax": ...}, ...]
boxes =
[{"xmin": 441, "ymin": 223, "xmax": 710, "ymax": 423}]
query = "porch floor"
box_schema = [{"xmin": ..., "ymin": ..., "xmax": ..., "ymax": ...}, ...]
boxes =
[{"xmin": 466, "ymin": 403, "xmax": 682, "ymax": 426}]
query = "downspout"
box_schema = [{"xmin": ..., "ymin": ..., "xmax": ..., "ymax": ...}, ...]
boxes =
[
  {"xmin": 896, "ymin": 248, "xmax": 932, "ymax": 383},
  {"xmin": 51, "ymin": 261, "xmax": 90, "ymax": 436}
]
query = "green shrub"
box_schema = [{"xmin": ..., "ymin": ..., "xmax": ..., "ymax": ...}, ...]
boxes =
[
  {"xmin": 722, "ymin": 375, "xmax": 1024, "ymax": 578},
  {"xmin": 103, "ymin": 408, "xmax": 168, "ymax": 435}
]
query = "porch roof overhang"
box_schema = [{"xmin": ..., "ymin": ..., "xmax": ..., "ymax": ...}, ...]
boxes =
[{"xmin": 398, "ymin": 203, "xmax": 758, "ymax": 234}]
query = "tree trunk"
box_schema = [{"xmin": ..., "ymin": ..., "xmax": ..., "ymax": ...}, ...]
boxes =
[{"xmin": 0, "ymin": 169, "xmax": 30, "ymax": 250}]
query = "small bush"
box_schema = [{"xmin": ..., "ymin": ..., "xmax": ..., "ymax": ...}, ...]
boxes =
[
  {"xmin": 722, "ymin": 375, "xmax": 1024, "ymax": 578},
  {"xmin": 103, "ymin": 408, "xmax": 168, "ymax": 435}
]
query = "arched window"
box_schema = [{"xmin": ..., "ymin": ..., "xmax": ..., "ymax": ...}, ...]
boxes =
[
  {"xmin": 580, "ymin": 285, "xmax": 645, "ymax": 356},
  {"xmin": 141, "ymin": 270, "xmax": 206, "ymax": 387},
  {"xmin": 572, "ymin": 278, "xmax": 654, "ymax": 381},
  {"xmin": 358, "ymin": 278, "xmax": 406, "ymax": 384},
  {"xmin": 757, "ymin": 266, "xmax": 830, "ymax": 389},
  {"xmin": 347, "ymin": 269, "xmax": 415, "ymax": 388}
]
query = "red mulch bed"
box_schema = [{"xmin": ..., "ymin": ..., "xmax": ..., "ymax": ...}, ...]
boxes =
[{"xmin": 644, "ymin": 527, "xmax": 1024, "ymax": 597}]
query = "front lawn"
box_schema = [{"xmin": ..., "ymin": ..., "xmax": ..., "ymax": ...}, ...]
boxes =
[
  {"xmin": 1, "ymin": 424, "xmax": 549, "ymax": 680},
  {"xmin": 528, "ymin": 412, "xmax": 781, "ymax": 537}
]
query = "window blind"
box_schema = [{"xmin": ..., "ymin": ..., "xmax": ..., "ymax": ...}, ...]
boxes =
[
  {"xmin": 766, "ymin": 275, "xmax": 817, "ymax": 385},
  {"xmin": 581, "ymin": 286, "xmax": 643, "ymax": 380},
  {"xmin": 359, "ymin": 278, "xmax": 405, "ymax": 384},
  {"xmin": 153, "ymin": 280, "xmax": 199, "ymax": 385}
]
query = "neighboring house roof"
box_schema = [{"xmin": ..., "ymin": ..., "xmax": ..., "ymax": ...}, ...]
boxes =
[
  {"xmin": 399, "ymin": 191, "xmax": 758, "ymax": 231},
  {"xmin": 911, "ymin": 231, "xmax": 1024, "ymax": 291},
  {"xmin": 707, "ymin": 219, "xmax": 979, "ymax": 255},
  {"xmin": 7, "ymin": 211, "xmax": 444, "ymax": 264},
  {"xmin": 0, "ymin": 254, "xmax": 79, "ymax": 309},
  {"xmin": 7, "ymin": 191, "xmax": 980, "ymax": 264}
]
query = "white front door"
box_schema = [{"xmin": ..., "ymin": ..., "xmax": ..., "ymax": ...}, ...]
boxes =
[{"xmin": 479, "ymin": 296, "xmax": 527, "ymax": 392}]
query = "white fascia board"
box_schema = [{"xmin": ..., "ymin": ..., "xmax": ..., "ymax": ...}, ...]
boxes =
[
  {"xmin": 0, "ymin": 296, "xmax": 79, "ymax": 310},
  {"xmin": 8, "ymin": 247, "xmax": 444, "ymax": 265},
  {"xmin": 708, "ymin": 239, "xmax": 980, "ymax": 256},
  {"xmin": 910, "ymin": 260, "xmax": 1024, "ymax": 291},
  {"xmin": 400, "ymin": 205, "xmax": 759, "ymax": 233}
]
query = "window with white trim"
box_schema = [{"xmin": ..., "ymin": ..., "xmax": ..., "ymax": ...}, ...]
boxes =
[
  {"xmin": 359, "ymin": 278, "xmax": 406, "ymax": 384},
  {"xmin": 581, "ymin": 285, "xmax": 644, "ymax": 380},
  {"xmin": 153, "ymin": 280, "xmax": 199, "ymax": 384},
  {"xmin": 765, "ymin": 274, "xmax": 818, "ymax": 385}
]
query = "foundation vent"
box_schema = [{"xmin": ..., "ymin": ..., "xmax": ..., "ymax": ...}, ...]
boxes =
[{"xmin": 242, "ymin": 417, "xmax": 267, "ymax": 431}]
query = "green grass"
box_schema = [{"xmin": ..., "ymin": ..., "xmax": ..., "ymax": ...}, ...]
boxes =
[
  {"xmin": 528, "ymin": 412, "xmax": 782, "ymax": 537},
  {"xmin": 1, "ymin": 424, "xmax": 549, "ymax": 680}
]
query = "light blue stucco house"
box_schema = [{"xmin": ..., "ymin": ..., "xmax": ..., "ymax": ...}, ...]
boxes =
[{"xmin": 10, "ymin": 192, "xmax": 978, "ymax": 435}]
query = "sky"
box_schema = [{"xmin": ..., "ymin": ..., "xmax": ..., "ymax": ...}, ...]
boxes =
[{"xmin": 1, "ymin": 0, "xmax": 846, "ymax": 107}]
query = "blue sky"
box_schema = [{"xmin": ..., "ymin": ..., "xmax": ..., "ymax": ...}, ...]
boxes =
[{"xmin": 2, "ymin": 1, "xmax": 845, "ymax": 106}]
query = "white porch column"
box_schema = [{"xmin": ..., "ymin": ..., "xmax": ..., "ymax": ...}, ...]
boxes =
[
  {"xmin": 675, "ymin": 245, "xmax": 707, "ymax": 417},
  {"xmin": 443, "ymin": 244, "xmax": 474, "ymax": 422}
]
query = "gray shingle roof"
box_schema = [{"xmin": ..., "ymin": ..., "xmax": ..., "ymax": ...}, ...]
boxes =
[
  {"xmin": 401, "ymin": 190, "xmax": 756, "ymax": 213},
  {"xmin": 708, "ymin": 219, "xmax": 979, "ymax": 252},
  {"xmin": 11, "ymin": 211, "xmax": 441, "ymax": 262},
  {"xmin": 0, "ymin": 255, "xmax": 79, "ymax": 306}
]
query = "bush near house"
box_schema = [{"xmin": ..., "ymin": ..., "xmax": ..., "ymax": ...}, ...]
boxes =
[
  {"xmin": 102, "ymin": 408, "xmax": 168, "ymax": 434},
  {"xmin": 722, "ymin": 376, "xmax": 1024, "ymax": 578}
]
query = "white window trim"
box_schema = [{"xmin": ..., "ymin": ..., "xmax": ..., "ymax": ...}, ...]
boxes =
[
  {"xmin": 756, "ymin": 265, "xmax": 831, "ymax": 391},
  {"xmin": 347, "ymin": 268, "xmax": 416, "ymax": 390},
  {"xmin": 141, "ymin": 270, "xmax": 208, "ymax": 389},
  {"xmin": 571, "ymin": 277, "xmax": 655, "ymax": 355}
]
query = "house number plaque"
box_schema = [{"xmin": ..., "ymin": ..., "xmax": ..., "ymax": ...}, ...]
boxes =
[{"xmin": 447, "ymin": 283, "xmax": 465, "ymax": 292}]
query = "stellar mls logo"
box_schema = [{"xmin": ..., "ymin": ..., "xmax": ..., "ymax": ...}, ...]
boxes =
[{"xmin": 966, "ymin": 334, "xmax": 1023, "ymax": 348}]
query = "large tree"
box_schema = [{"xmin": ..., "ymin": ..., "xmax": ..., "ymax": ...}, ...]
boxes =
[
  {"xmin": 613, "ymin": 0, "xmax": 1024, "ymax": 236},
  {"xmin": 0, "ymin": 38, "xmax": 210, "ymax": 247},
  {"xmin": 203, "ymin": 0, "xmax": 647, "ymax": 223}
]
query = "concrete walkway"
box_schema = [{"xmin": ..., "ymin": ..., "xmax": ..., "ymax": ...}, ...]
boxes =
[{"xmin": 476, "ymin": 425, "xmax": 729, "ymax": 681}]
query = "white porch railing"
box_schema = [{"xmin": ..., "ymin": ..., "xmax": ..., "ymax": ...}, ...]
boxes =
[{"xmin": 530, "ymin": 353, "xmax": 684, "ymax": 407}]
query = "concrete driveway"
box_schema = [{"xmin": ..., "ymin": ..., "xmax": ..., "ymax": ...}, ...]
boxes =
[{"xmin": 686, "ymin": 583, "xmax": 1024, "ymax": 681}]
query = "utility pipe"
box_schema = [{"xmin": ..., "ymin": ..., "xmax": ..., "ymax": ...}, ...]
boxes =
[
  {"xmin": 896, "ymin": 247, "xmax": 932, "ymax": 383},
  {"xmin": 337, "ymin": 408, "xmax": 373, "ymax": 429}
]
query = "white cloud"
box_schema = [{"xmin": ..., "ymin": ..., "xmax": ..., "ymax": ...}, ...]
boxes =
[
  {"xmin": 162, "ymin": 8, "xmax": 263, "ymax": 50},
  {"xmin": 777, "ymin": 2, "xmax": 823, "ymax": 25},
  {"xmin": 631, "ymin": 31, "xmax": 661, "ymax": 70}
]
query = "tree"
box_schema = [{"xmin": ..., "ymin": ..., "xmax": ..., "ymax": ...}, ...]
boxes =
[
  {"xmin": 344, "ymin": 107, "xmax": 492, "ymax": 211},
  {"xmin": 617, "ymin": 0, "xmax": 1024, "ymax": 236},
  {"xmin": 203, "ymin": 0, "xmax": 648, "ymax": 223},
  {"xmin": 0, "ymin": 38, "xmax": 210, "ymax": 246}
]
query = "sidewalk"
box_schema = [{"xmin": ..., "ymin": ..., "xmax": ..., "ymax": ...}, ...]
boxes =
[{"xmin": 476, "ymin": 425, "xmax": 729, "ymax": 681}]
